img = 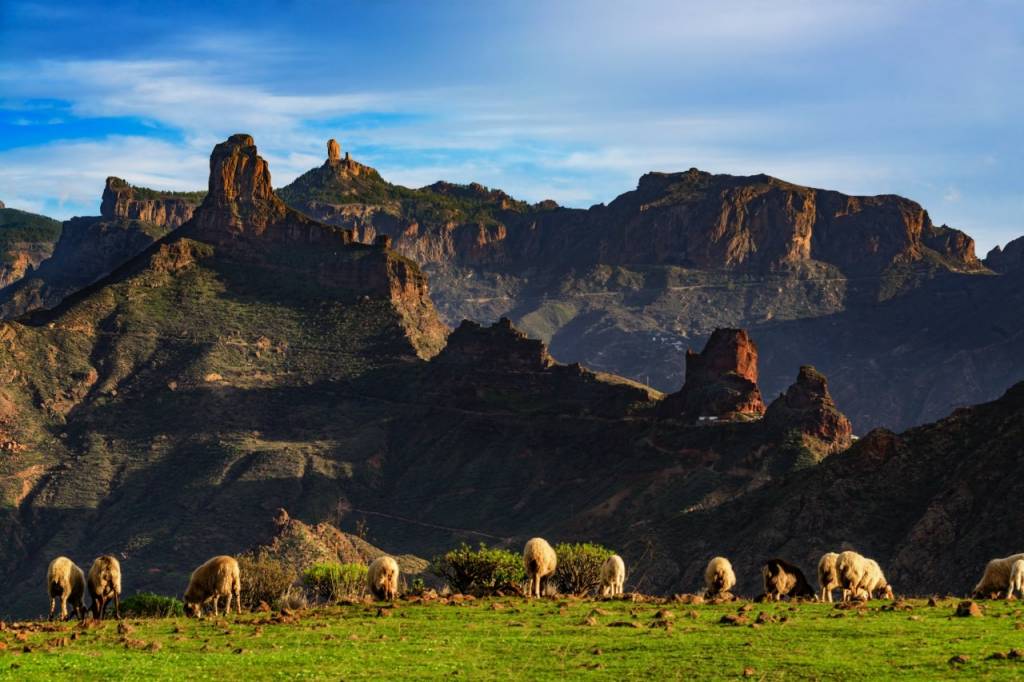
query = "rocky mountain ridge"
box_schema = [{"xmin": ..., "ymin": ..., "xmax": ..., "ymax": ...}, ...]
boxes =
[{"xmin": 0, "ymin": 134, "xmax": 861, "ymax": 615}]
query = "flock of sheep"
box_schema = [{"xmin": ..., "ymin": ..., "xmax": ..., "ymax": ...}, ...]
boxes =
[{"xmin": 41, "ymin": 541, "xmax": 1024, "ymax": 621}]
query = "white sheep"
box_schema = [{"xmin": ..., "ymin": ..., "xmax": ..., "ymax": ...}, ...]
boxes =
[
  {"xmin": 367, "ymin": 556, "xmax": 400, "ymax": 601},
  {"xmin": 87, "ymin": 555, "xmax": 122, "ymax": 620},
  {"xmin": 184, "ymin": 555, "xmax": 242, "ymax": 617},
  {"xmin": 973, "ymin": 553, "xmax": 1024, "ymax": 598},
  {"xmin": 1008, "ymin": 560, "xmax": 1024, "ymax": 600},
  {"xmin": 836, "ymin": 551, "xmax": 893, "ymax": 601},
  {"xmin": 599, "ymin": 554, "xmax": 626, "ymax": 597},
  {"xmin": 47, "ymin": 556, "xmax": 86, "ymax": 621},
  {"xmin": 704, "ymin": 556, "xmax": 736, "ymax": 598},
  {"xmin": 817, "ymin": 552, "xmax": 841, "ymax": 603},
  {"xmin": 523, "ymin": 538, "xmax": 557, "ymax": 598}
]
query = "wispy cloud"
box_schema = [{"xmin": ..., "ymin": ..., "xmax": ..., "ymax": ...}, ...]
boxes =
[{"xmin": 0, "ymin": 0, "xmax": 1020, "ymax": 252}]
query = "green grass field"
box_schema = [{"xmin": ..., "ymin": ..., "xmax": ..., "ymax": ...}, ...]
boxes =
[{"xmin": 2, "ymin": 596, "xmax": 1023, "ymax": 680}]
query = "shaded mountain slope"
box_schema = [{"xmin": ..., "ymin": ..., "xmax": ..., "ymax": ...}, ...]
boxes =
[
  {"xmin": 651, "ymin": 380, "xmax": 1024, "ymax": 596},
  {"xmin": 0, "ymin": 178, "xmax": 203, "ymax": 319},
  {"xmin": 0, "ymin": 207, "xmax": 62, "ymax": 289}
]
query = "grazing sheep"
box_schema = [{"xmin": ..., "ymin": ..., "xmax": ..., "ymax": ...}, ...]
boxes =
[
  {"xmin": 367, "ymin": 556, "xmax": 400, "ymax": 601},
  {"xmin": 836, "ymin": 551, "xmax": 894, "ymax": 601},
  {"xmin": 818, "ymin": 552, "xmax": 841, "ymax": 602},
  {"xmin": 87, "ymin": 555, "xmax": 122, "ymax": 620},
  {"xmin": 1008, "ymin": 560, "xmax": 1024, "ymax": 600},
  {"xmin": 47, "ymin": 556, "xmax": 86, "ymax": 621},
  {"xmin": 183, "ymin": 556, "xmax": 241, "ymax": 617},
  {"xmin": 761, "ymin": 558, "xmax": 816, "ymax": 601},
  {"xmin": 599, "ymin": 554, "xmax": 626, "ymax": 597},
  {"xmin": 704, "ymin": 556, "xmax": 736, "ymax": 598},
  {"xmin": 522, "ymin": 538, "xmax": 557, "ymax": 598},
  {"xmin": 972, "ymin": 553, "xmax": 1024, "ymax": 599}
]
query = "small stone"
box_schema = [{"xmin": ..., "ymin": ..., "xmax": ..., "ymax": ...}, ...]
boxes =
[
  {"xmin": 955, "ymin": 601, "xmax": 983, "ymax": 617},
  {"xmin": 743, "ymin": 668, "xmax": 756, "ymax": 677},
  {"xmin": 607, "ymin": 621, "xmax": 642, "ymax": 628},
  {"xmin": 987, "ymin": 652, "xmax": 1009, "ymax": 660},
  {"xmin": 948, "ymin": 654, "xmax": 969, "ymax": 665}
]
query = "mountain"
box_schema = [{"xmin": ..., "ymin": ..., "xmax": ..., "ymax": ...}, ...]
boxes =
[
  {"xmin": 277, "ymin": 142, "xmax": 1021, "ymax": 433},
  {"xmin": 0, "ymin": 207, "xmax": 62, "ymax": 289},
  {"xmin": 650, "ymin": 379, "xmax": 1024, "ymax": 596},
  {"xmin": 0, "ymin": 134, "xmax": 853, "ymax": 617},
  {"xmin": 0, "ymin": 178, "xmax": 203, "ymax": 319}
]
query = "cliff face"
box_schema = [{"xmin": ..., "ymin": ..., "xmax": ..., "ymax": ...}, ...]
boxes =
[
  {"xmin": 0, "ymin": 208, "xmax": 62, "ymax": 289},
  {"xmin": 659, "ymin": 328, "xmax": 766, "ymax": 422},
  {"xmin": 100, "ymin": 177, "xmax": 200, "ymax": 229},
  {"xmin": 281, "ymin": 159, "xmax": 981, "ymax": 275},
  {"xmin": 0, "ymin": 182, "xmax": 203, "ymax": 320}
]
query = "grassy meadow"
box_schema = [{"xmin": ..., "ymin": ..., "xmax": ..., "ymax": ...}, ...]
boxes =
[{"xmin": 3, "ymin": 595, "xmax": 1024, "ymax": 680}]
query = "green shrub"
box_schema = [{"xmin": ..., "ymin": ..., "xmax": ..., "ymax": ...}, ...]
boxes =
[
  {"xmin": 302, "ymin": 562, "xmax": 368, "ymax": 603},
  {"xmin": 237, "ymin": 552, "xmax": 297, "ymax": 608},
  {"xmin": 120, "ymin": 592, "xmax": 184, "ymax": 618},
  {"xmin": 553, "ymin": 543, "xmax": 614, "ymax": 595},
  {"xmin": 431, "ymin": 543, "xmax": 526, "ymax": 594}
]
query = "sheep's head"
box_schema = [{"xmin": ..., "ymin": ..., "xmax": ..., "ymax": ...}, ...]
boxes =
[
  {"xmin": 183, "ymin": 600, "xmax": 201, "ymax": 618},
  {"xmin": 880, "ymin": 584, "xmax": 894, "ymax": 600}
]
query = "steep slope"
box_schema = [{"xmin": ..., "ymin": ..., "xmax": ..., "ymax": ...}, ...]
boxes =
[
  {"xmin": 0, "ymin": 137, "xmax": 856, "ymax": 616},
  {"xmin": 0, "ymin": 134, "xmax": 451, "ymax": 616},
  {"xmin": 651, "ymin": 380, "xmax": 1024, "ymax": 596},
  {"xmin": 0, "ymin": 207, "xmax": 61, "ymax": 288},
  {"xmin": 278, "ymin": 143, "xmax": 1007, "ymax": 432},
  {"xmin": 0, "ymin": 178, "xmax": 203, "ymax": 319}
]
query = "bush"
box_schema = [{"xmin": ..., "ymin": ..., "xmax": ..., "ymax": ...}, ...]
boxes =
[
  {"xmin": 237, "ymin": 552, "xmax": 297, "ymax": 608},
  {"xmin": 120, "ymin": 592, "xmax": 184, "ymax": 618},
  {"xmin": 553, "ymin": 543, "xmax": 614, "ymax": 596},
  {"xmin": 302, "ymin": 562, "xmax": 368, "ymax": 603},
  {"xmin": 431, "ymin": 543, "xmax": 526, "ymax": 594}
]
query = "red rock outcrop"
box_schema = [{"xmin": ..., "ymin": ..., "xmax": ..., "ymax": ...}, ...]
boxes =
[
  {"xmin": 659, "ymin": 328, "xmax": 766, "ymax": 422},
  {"xmin": 100, "ymin": 177, "xmax": 199, "ymax": 229},
  {"xmin": 187, "ymin": 134, "xmax": 447, "ymax": 358},
  {"xmin": 764, "ymin": 365, "xmax": 853, "ymax": 455}
]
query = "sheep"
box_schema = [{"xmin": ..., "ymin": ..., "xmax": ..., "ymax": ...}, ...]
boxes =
[
  {"xmin": 817, "ymin": 552, "xmax": 841, "ymax": 603},
  {"xmin": 47, "ymin": 556, "xmax": 86, "ymax": 621},
  {"xmin": 599, "ymin": 554, "xmax": 626, "ymax": 597},
  {"xmin": 704, "ymin": 556, "xmax": 736, "ymax": 598},
  {"xmin": 522, "ymin": 538, "xmax": 557, "ymax": 598},
  {"xmin": 87, "ymin": 555, "xmax": 122, "ymax": 620},
  {"xmin": 761, "ymin": 558, "xmax": 816, "ymax": 601},
  {"xmin": 183, "ymin": 555, "xmax": 241, "ymax": 617},
  {"xmin": 367, "ymin": 556, "xmax": 400, "ymax": 601},
  {"xmin": 1009, "ymin": 560, "xmax": 1024, "ymax": 600},
  {"xmin": 836, "ymin": 551, "xmax": 894, "ymax": 601},
  {"xmin": 972, "ymin": 553, "xmax": 1024, "ymax": 599}
]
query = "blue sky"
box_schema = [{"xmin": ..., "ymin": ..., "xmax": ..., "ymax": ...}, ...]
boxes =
[{"xmin": 0, "ymin": 1, "xmax": 1021, "ymax": 252}]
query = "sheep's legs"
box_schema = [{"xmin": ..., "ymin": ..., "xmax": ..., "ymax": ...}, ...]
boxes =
[
  {"xmin": 114, "ymin": 592, "xmax": 121, "ymax": 620},
  {"xmin": 60, "ymin": 595, "xmax": 69, "ymax": 620},
  {"xmin": 225, "ymin": 591, "xmax": 232, "ymax": 616},
  {"xmin": 48, "ymin": 597, "xmax": 56, "ymax": 621},
  {"xmin": 212, "ymin": 596, "xmax": 220, "ymax": 617}
]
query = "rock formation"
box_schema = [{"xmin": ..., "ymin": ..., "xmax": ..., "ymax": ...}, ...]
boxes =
[
  {"xmin": 327, "ymin": 138, "xmax": 341, "ymax": 162},
  {"xmin": 764, "ymin": 365, "xmax": 854, "ymax": 457},
  {"xmin": 659, "ymin": 328, "xmax": 766, "ymax": 422},
  {"xmin": 985, "ymin": 236, "xmax": 1024, "ymax": 273},
  {"xmin": 436, "ymin": 318, "xmax": 555, "ymax": 372},
  {"xmin": 100, "ymin": 177, "xmax": 199, "ymax": 229},
  {"xmin": 0, "ymin": 181, "xmax": 199, "ymax": 319}
]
